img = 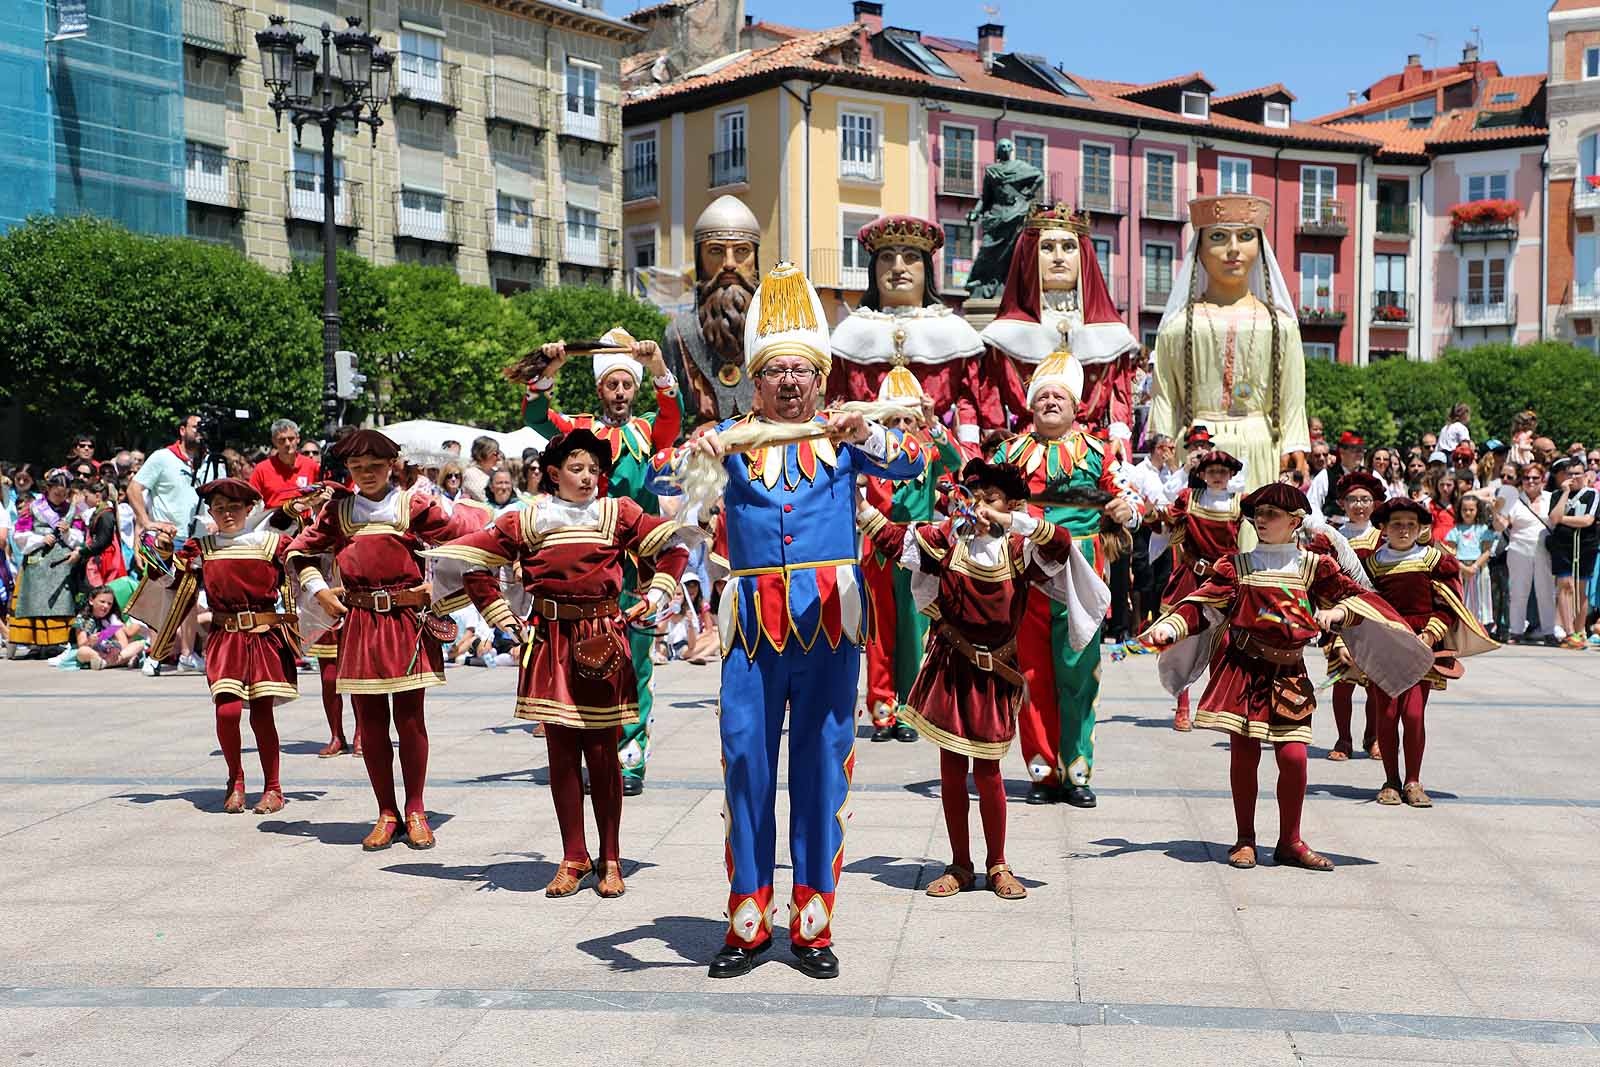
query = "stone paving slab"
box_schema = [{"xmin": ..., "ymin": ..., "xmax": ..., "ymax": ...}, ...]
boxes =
[{"xmin": 3, "ymin": 644, "xmax": 1600, "ymax": 1065}]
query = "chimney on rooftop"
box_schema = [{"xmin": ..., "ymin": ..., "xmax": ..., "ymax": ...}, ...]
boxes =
[
  {"xmin": 1347, "ymin": 90, "xmax": 1360, "ymax": 106},
  {"xmin": 852, "ymin": 0, "xmax": 883, "ymax": 33},
  {"xmin": 978, "ymin": 22, "xmax": 1004, "ymax": 71},
  {"xmin": 1406, "ymin": 52, "xmax": 1421, "ymax": 67},
  {"xmin": 1462, "ymin": 43, "xmax": 1479, "ymax": 64}
]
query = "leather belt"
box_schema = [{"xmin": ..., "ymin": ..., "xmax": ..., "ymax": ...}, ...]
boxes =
[
  {"xmin": 217, "ymin": 610, "xmax": 297, "ymax": 633},
  {"xmin": 534, "ymin": 596, "xmax": 620, "ymax": 621},
  {"xmin": 937, "ymin": 623, "xmax": 1026, "ymax": 687},
  {"xmin": 345, "ymin": 587, "xmax": 430, "ymax": 612},
  {"xmin": 1228, "ymin": 627, "xmax": 1304, "ymax": 667}
]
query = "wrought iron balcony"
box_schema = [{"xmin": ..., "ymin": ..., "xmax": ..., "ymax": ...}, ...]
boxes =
[
  {"xmin": 182, "ymin": 0, "xmax": 246, "ymax": 64},
  {"xmin": 485, "ymin": 74, "xmax": 545, "ymax": 135},
  {"xmin": 393, "ymin": 50, "xmax": 461, "ymax": 118},
  {"xmin": 1071, "ymin": 177, "xmax": 1128, "ymax": 217},
  {"xmin": 808, "ymin": 249, "xmax": 870, "ymax": 291},
  {"xmin": 487, "ymin": 207, "xmax": 551, "ymax": 259},
  {"xmin": 624, "ymin": 161, "xmax": 659, "ymax": 203},
  {"xmin": 709, "ymin": 147, "xmax": 747, "ymax": 188},
  {"xmin": 1455, "ymin": 294, "xmax": 1517, "ymax": 328},
  {"xmin": 560, "ymin": 222, "xmax": 617, "ymax": 269},
  {"xmin": 1142, "ymin": 187, "xmax": 1186, "ymax": 223},
  {"xmin": 939, "ymin": 165, "xmax": 978, "ymax": 198},
  {"xmin": 1297, "ymin": 293, "xmax": 1349, "ymax": 326},
  {"xmin": 1371, "ymin": 291, "xmax": 1414, "ymax": 326},
  {"xmin": 185, "ymin": 144, "xmax": 248, "ymax": 212},
  {"xmin": 1142, "ymin": 281, "xmax": 1172, "ymax": 311},
  {"xmin": 393, "ymin": 189, "xmax": 463, "ymax": 246},
  {"xmin": 558, "ymin": 97, "xmax": 617, "ymax": 148},
  {"xmin": 284, "ymin": 170, "xmax": 362, "ymax": 229},
  {"xmin": 1375, "ymin": 203, "xmax": 1414, "ymax": 238},
  {"xmin": 1297, "ymin": 201, "xmax": 1349, "ymax": 237}
]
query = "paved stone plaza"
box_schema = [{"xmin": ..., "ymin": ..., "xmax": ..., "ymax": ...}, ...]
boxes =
[{"xmin": 2, "ymin": 644, "xmax": 1599, "ymax": 1066}]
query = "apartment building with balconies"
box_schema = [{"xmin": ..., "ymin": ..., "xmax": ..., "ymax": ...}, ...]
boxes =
[
  {"xmin": 1547, "ymin": 0, "xmax": 1600, "ymax": 352},
  {"xmin": 180, "ymin": 0, "xmax": 639, "ymax": 292}
]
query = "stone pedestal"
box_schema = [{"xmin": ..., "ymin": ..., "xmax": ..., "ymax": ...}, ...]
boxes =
[{"xmin": 961, "ymin": 295, "xmax": 1003, "ymax": 333}]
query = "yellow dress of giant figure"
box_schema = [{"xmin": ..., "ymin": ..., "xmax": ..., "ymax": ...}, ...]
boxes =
[{"xmin": 1150, "ymin": 195, "xmax": 1309, "ymax": 491}]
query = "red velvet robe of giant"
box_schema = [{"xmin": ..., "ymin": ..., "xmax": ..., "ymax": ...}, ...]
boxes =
[
  {"xmin": 286, "ymin": 488, "xmax": 480, "ymax": 695},
  {"xmin": 433, "ymin": 496, "xmax": 689, "ymax": 729},
  {"xmin": 174, "ymin": 530, "xmax": 299, "ymax": 703},
  {"xmin": 1158, "ymin": 488, "xmax": 1242, "ymax": 610},
  {"xmin": 861, "ymin": 510, "xmax": 1076, "ymax": 759}
]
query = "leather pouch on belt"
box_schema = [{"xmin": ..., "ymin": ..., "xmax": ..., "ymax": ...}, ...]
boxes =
[
  {"xmin": 1272, "ymin": 672, "xmax": 1316, "ymax": 721},
  {"xmin": 572, "ymin": 618, "xmax": 625, "ymax": 681}
]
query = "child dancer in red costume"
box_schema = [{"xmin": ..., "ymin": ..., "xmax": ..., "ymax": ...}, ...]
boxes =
[
  {"xmin": 859, "ymin": 459, "xmax": 1101, "ymax": 899},
  {"xmin": 1144, "ymin": 483, "xmax": 1431, "ymax": 871},
  {"xmin": 286, "ymin": 429, "xmax": 480, "ymax": 851},
  {"xmin": 1363, "ymin": 498, "xmax": 1499, "ymax": 807},
  {"xmin": 1317, "ymin": 470, "xmax": 1385, "ymax": 761},
  {"xmin": 431, "ymin": 430, "xmax": 690, "ymax": 898},
  {"xmin": 1152, "ymin": 448, "xmax": 1243, "ymax": 732}
]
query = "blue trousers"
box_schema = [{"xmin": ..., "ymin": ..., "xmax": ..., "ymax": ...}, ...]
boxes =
[{"xmin": 719, "ymin": 639, "xmax": 859, "ymax": 948}]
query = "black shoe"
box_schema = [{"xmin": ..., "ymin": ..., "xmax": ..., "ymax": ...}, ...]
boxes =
[
  {"xmin": 708, "ymin": 939, "xmax": 771, "ymax": 979},
  {"xmin": 870, "ymin": 724, "xmax": 895, "ymax": 742},
  {"xmin": 893, "ymin": 723, "xmax": 918, "ymax": 743},
  {"xmin": 789, "ymin": 943, "xmax": 839, "ymax": 980},
  {"xmin": 1062, "ymin": 785, "xmax": 1097, "ymax": 808},
  {"xmin": 1024, "ymin": 783, "xmax": 1058, "ymax": 805},
  {"xmin": 622, "ymin": 776, "xmax": 643, "ymax": 797}
]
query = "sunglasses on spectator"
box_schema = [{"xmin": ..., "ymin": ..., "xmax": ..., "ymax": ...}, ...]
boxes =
[{"xmin": 301, "ymin": 447, "xmax": 320, "ymax": 456}]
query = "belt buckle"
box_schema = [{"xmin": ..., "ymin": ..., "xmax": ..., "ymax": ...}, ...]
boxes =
[
  {"xmin": 371, "ymin": 589, "xmax": 392, "ymax": 613},
  {"xmin": 234, "ymin": 610, "xmax": 257, "ymax": 631},
  {"xmin": 974, "ymin": 649, "xmax": 994, "ymax": 672},
  {"xmin": 538, "ymin": 597, "xmax": 558, "ymax": 618},
  {"xmin": 1193, "ymin": 559, "xmax": 1210, "ymax": 576}
]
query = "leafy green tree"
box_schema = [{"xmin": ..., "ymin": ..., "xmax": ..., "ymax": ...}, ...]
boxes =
[
  {"xmin": 508, "ymin": 286, "xmax": 669, "ymax": 419},
  {"xmin": 0, "ymin": 216, "xmax": 319, "ymax": 460},
  {"xmin": 1367, "ymin": 359, "xmax": 1477, "ymax": 453},
  {"xmin": 1304, "ymin": 359, "xmax": 1395, "ymax": 447}
]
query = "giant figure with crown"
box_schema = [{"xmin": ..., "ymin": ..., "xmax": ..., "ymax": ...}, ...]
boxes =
[{"xmin": 651, "ymin": 261, "xmax": 926, "ymax": 982}]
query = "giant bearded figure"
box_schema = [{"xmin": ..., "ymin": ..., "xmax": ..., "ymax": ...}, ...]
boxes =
[
  {"xmin": 982, "ymin": 203, "xmax": 1141, "ymax": 445},
  {"xmin": 1150, "ymin": 194, "xmax": 1309, "ymax": 489},
  {"xmin": 826, "ymin": 215, "xmax": 995, "ymax": 443},
  {"xmin": 663, "ymin": 195, "xmax": 762, "ymax": 424}
]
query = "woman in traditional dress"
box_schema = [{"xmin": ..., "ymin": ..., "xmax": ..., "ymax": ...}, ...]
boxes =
[
  {"xmin": 1149, "ymin": 195, "xmax": 1310, "ymax": 490},
  {"xmin": 429, "ymin": 430, "xmax": 690, "ymax": 899},
  {"xmin": 8, "ymin": 469, "xmax": 83, "ymax": 655},
  {"xmin": 859, "ymin": 459, "xmax": 1094, "ymax": 900}
]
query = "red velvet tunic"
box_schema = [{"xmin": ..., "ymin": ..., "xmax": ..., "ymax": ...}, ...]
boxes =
[
  {"xmin": 286, "ymin": 488, "xmax": 479, "ymax": 695},
  {"xmin": 433, "ymin": 495, "xmax": 689, "ymax": 729},
  {"xmin": 1157, "ymin": 548, "xmax": 1397, "ymax": 745},
  {"xmin": 1308, "ymin": 524, "xmax": 1381, "ymax": 685},
  {"xmin": 861, "ymin": 510, "xmax": 1076, "ymax": 759},
  {"xmin": 1158, "ymin": 488, "xmax": 1242, "ymax": 610},
  {"xmin": 175, "ymin": 531, "xmax": 299, "ymax": 703},
  {"xmin": 1364, "ymin": 545, "xmax": 1491, "ymax": 690}
]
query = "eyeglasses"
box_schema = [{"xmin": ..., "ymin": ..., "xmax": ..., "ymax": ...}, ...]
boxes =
[
  {"xmin": 301, "ymin": 447, "xmax": 320, "ymax": 456},
  {"xmin": 757, "ymin": 367, "xmax": 818, "ymax": 383},
  {"xmin": 1522, "ymin": 474, "xmax": 1542, "ymax": 482}
]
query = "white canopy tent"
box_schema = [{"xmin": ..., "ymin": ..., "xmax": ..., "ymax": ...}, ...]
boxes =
[{"xmin": 378, "ymin": 419, "xmax": 548, "ymax": 461}]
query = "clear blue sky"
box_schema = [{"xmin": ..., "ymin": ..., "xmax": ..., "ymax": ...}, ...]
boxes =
[{"xmin": 720, "ymin": 0, "xmax": 1550, "ymax": 118}]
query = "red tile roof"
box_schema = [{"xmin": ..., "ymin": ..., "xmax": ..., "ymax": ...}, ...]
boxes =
[
  {"xmin": 1106, "ymin": 71, "xmax": 1215, "ymax": 97},
  {"xmin": 1480, "ymin": 73, "xmax": 1545, "ymax": 110},
  {"xmin": 1552, "ymin": 0, "xmax": 1600, "ymax": 12},
  {"xmin": 1311, "ymin": 70, "xmax": 1475, "ymax": 123},
  {"xmin": 745, "ymin": 19, "xmax": 812, "ymax": 39},
  {"xmin": 1213, "ymin": 82, "xmax": 1296, "ymax": 104}
]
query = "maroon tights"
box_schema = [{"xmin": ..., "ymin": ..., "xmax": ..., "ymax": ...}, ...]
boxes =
[
  {"xmin": 1331, "ymin": 681, "xmax": 1377, "ymax": 753},
  {"xmin": 320, "ymin": 660, "xmax": 348, "ymax": 745},
  {"xmin": 546, "ymin": 723, "xmax": 623, "ymax": 863},
  {"xmin": 939, "ymin": 749, "xmax": 1007, "ymax": 872},
  {"xmin": 1228, "ymin": 736, "xmax": 1308, "ymax": 848},
  {"xmin": 215, "ymin": 696, "xmax": 280, "ymax": 793},
  {"xmin": 1373, "ymin": 683, "xmax": 1428, "ymax": 786},
  {"xmin": 351, "ymin": 690, "xmax": 429, "ymax": 818}
]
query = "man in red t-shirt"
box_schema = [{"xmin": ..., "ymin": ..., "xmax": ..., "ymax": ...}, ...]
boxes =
[{"xmin": 249, "ymin": 418, "xmax": 322, "ymax": 507}]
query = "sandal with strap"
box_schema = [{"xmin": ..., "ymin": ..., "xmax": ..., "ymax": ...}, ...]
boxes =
[
  {"xmin": 1227, "ymin": 841, "xmax": 1257, "ymax": 869},
  {"xmin": 595, "ymin": 860, "xmax": 626, "ymax": 898},
  {"xmin": 987, "ymin": 864, "xmax": 1027, "ymax": 900},
  {"xmin": 1376, "ymin": 783, "xmax": 1403, "ymax": 806},
  {"xmin": 546, "ymin": 857, "xmax": 593, "ymax": 898},
  {"xmin": 1326, "ymin": 745, "xmax": 1351, "ymax": 762},
  {"xmin": 1402, "ymin": 782, "xmax": 1433, "ymax": 808},
  {"xmin": 1172, "ymin": 707, "xmax": 1192, "ymax": 732},
  {"xmin": 1274, "ymin": 840, "xmax": 1334, "ymax": 872},
  {"xmin": 924, "ymin": 865, "xmax": 975, "ymax": 897},
  {"xmin": 222, "ymin": 786, "xmax": 246, "ymax": 815},
  {"xmin": 252, "ymin": 789, "xmax": 285, "ymax": 815}
]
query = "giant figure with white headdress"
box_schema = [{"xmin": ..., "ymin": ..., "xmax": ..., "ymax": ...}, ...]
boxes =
[
  {"xmin": 1149, "ymin": 194, "xmax": 1310, "ymax": 491},
  {"xmin": 649, "ymin": 261, "xmax": 926, "ymax": 981}
]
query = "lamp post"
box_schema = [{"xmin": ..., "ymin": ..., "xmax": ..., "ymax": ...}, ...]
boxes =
[{"xmin": 255, "ymin": 14, "xmax": 392, "ymax": 439}]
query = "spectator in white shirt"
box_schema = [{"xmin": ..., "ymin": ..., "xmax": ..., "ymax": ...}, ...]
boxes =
[
  {"xmin": 1437, "ymin": 403, "xmax": 1472, "ymax": 458},
  {"xmin": 1503, "ymin": 462, "xmax": 1555, "ymax": 643}
]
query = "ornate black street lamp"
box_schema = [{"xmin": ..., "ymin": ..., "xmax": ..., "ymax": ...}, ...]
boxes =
[{"xmin": 255, "ymin": 14, "xmax": 392, "ymax": 437}]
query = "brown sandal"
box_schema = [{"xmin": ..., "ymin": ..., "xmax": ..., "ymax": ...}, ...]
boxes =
[
  {"xmin": 595, "ymin": 860, "xmax": 626, "ymax": 898},
  {"xmin": 1326, "ymin": 745, "xmax": 1350, "ymax": 762},
  {"xmin": 1227, "ymin": 842, "xmax": 1257, "ymax": 869},
  {"xmin": 1402, "ymin": 782, "xmax": 1432, "ymax": 808},
  {"xmin": 1172, "ymin": 707, "xmax": 1193, "ymax": 732},
  {"xmin": 987, "ymin": 864, "xmax": 1027, "ymax": 900},
  {"xmin": 361, "ymin": 814, "xmax": 399, "ymax": 851},
  {"xmin": 546, "ymin": 858, "xmax": 593, "ymax": 898},
  {"xmin": 252, "ymin": 789, "xmax": 285, "ymax": 815},
  {"xmin": 1376, "ymin": 783, "xmax": 1403, "ymax": 806},
  {"xmin": 924, "ymin": 865, "xmax": 975, "ymax": 897},
  {"xmin": 222, "ymin": 786, "xmax": 246, "ymax": 814},
  {"xmin": 1274, "ymin": 840, "xmax": 1334, "ymax": 872}
]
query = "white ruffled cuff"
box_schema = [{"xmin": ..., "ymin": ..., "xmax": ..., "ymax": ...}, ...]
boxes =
[{"xmin": 1010, "ymin": 511, "xmax": 1041, "ymax": 538}]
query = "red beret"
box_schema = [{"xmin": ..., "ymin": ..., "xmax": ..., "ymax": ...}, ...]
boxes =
[
  {"xmin": 1337, "ymin": 431, "xmax": 1364, "ymax": 448},
  {"xmin": 1335, "ymin": 470, "xmax": 1385, "ymax": 501},
  {"xmin": 197, "ymin": 477, "xmax": 260, "ymax": 504},
  {"xmin": 329, "ymin": 428, "xmax": 401, "ymax": 461},
  {"xmin": 1193, "ymin": 449, "xmax": 1242, "ymax": 474},
  {"xmin": 1373, "ymin": 497, "xmax": 1431, "ymax": 525},
  {"xmin": 1240, "ymin": 482, "xmax": 1309, "ymax": 517}
]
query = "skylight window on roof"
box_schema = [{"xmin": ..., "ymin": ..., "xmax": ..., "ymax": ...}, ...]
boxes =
[
  {"xmin": 884, "ymin": 32, "xmax": 959, "ymax": 79},
  {"xmin": 1015, "ymin": 53, "xmax": 1089, "ymax": 97},
  {"xmin": 1490, "ymin": 91, "xmax": 1517, "ymax": 104}
]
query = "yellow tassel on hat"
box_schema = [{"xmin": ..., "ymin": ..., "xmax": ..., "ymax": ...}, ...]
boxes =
[
  {"xmin": 756, "ymin": 263, "xmax": 817, "ymax": 336},
  {"xmin": 877, "ymin": 363, "xmax": 924, "ymax": 405}
]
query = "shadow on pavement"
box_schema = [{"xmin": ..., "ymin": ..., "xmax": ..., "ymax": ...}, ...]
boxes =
[
  {"xmin": 1101, "ymin": 713, "xmax": 1182, "ymax": 730},
  {"xmin": 840, "ymin": 854, "xmax": 933, "ymax": 891},
  {"xmin": 381, "ymin": 852, "xmax": 658, "ymax": 893},
  {"xmin": 255, "ymin": 810, "xmax": 454, "ymax": 847},
  {"xmin": 902, "ymin": 777, "xmax": 1045, "ymax": 802},
  {"xmin": 575, "ymin": 914, "xmax": 727, "ymax": 971},
  {"xmin": 1305, "ymin": 780, "xmax": 1459, "ymax": 802},
  {"xmin": 1084, "ymin": 836, "xmax": 1377, "ymax": 868},
  {"xmin": 458, "ymin": 766, "xmax": 551, "ymax": 785},
  {"xmin": 481, "ymin": 722, "xmax": 540, "ymax": 736},
  {"xmin": 115, "ymin": 788, "xmax": 325, "ymax": 813}
]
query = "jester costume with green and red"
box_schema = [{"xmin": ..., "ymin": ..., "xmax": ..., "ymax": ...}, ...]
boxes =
[
  {"xmin": 989, "ymin": 429, "xmax": 1142, "ymax": 792},
  {"xmin": 523, "ymin": 360, "xmax": 682, "ymax": 785},
  {"xmin": 861, "ymin": 422, "xmax": 966, "ymax": 733}
]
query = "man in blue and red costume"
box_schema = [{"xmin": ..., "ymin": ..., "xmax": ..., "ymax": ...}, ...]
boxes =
[{"xmin": 652, "ymin": 262, "xmax": 926, "ymax": 981}]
